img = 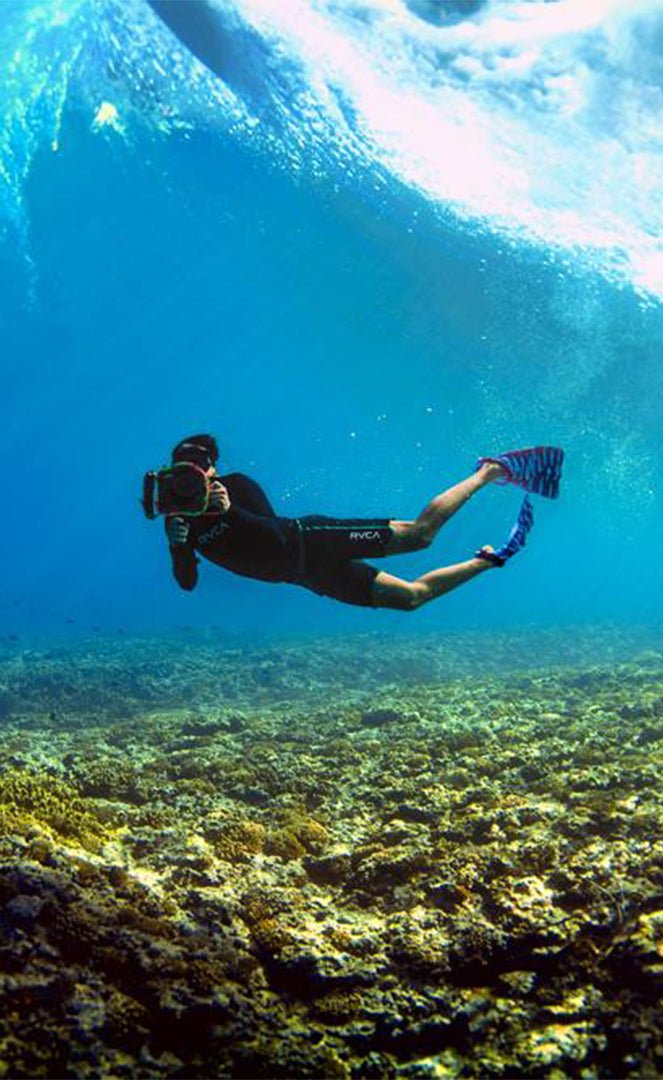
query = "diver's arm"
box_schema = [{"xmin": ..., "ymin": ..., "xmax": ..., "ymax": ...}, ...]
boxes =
[
  {"xmin": 222, "ymin": 474, "xmax": 276, "ymax": 517},
  {"xmin": 165, "ymin": 517, "xmax": 199, "ymax": 591},
  {"xmin": 170, "ymin": 546, "xmax": 199, "ymax": 591}
]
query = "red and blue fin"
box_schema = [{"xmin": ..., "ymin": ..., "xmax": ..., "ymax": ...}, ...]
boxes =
[{"xmin": 477, "ymin": 446, "xmax": 564, "ymax": 499}]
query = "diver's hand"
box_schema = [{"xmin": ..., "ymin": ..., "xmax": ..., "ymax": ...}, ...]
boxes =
[
  {"xmin": 208, "ymin": 481, "xmax": 231, "ymax": 515},
  {"xmin": 166, "ymin": 516, "xmax": 190, "ymax": 546}
]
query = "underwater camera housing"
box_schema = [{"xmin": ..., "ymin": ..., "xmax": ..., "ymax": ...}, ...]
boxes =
[{"xmin": 142, "ymin": 462, "xmax": 212, "ymax": 519}]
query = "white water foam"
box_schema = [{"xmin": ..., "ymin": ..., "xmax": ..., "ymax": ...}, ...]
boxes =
[{"xmin": 212, "ymin": 0, "xmax": 663, "ymax": 300}]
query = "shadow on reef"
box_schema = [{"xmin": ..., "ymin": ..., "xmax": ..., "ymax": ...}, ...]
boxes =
[{"xmin": 0, "ymin": 631, "xmax": 662, "ymax": 1076}]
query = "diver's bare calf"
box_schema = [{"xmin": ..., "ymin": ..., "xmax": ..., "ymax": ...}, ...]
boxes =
[
  {"xmin": 373, "ymin": 462, "xmax": 505, "ymax": 610},
  {"xmin": 371, "ymin": 552, "xmax": 493, "ymax": 610},
  {"xmin": 385, "ymin": 461, "xmax": 504, "ymax": 554}
]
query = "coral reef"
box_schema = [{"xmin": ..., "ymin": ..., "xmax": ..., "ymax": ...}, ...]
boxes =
[{"xmin": 0, "ymin": 629, "xmax": 662, "ymax": 1076}]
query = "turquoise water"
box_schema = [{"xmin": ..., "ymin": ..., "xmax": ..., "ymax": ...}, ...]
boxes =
[{"xmin": 1, "ymin": 0, "xmax": 662, "ymax": 643}]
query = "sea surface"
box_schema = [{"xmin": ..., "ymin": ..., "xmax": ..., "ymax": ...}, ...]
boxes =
[{"xmin": 1, "ymin": 1, "xmax": 663, "ymax": 1077}]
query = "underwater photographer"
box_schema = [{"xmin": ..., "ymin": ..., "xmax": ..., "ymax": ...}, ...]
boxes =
[{"xmin": 143, "ymin": 434, "xmax": 563, "ymax": 611}]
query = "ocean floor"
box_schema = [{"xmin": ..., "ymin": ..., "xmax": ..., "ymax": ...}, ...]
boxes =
[{"xmin": 0, "ymin": 626, "xmax": 662, "ymax": 1078}]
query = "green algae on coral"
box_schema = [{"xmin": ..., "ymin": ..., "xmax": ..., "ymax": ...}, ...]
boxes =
[{"xmin": 0, "ymin": 769, "xmax": 110, "ymax": 851}]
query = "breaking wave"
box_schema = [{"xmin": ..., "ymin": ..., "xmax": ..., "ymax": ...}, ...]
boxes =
[{"xmin": 1, "ymin": 0, "xmax": 663, "ymax": 299}]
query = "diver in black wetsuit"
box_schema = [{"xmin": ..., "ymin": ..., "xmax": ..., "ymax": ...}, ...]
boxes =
[{"xmin": 155, "ymin": 433, "xmax": 517, "ymax": 612}]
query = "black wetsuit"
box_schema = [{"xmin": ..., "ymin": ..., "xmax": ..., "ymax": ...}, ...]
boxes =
[{"xmin": 167, "ymin": 473, "xmax": 394, "ymax": 607}]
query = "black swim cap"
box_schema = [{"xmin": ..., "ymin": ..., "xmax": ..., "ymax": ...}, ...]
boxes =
[{"xmin": 171, "ymin": 434, "xmax": 219, "ymax": 470}]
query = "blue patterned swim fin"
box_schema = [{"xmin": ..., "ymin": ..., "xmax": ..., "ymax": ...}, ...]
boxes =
[
  {"xmin": 476, "ymin": 495, "xmax": 534, "ymax": 567},
  {"xmin": 476, "ymin": 446, "xmax": 564, "ymax": 499}
]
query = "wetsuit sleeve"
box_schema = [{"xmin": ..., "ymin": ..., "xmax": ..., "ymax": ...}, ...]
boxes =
[
  {"xmin": 164, "ymin": 522, "xmax": 199, "ymax": 591},
  {"xmin": 170, "ymin": 545, "xmax": 199, "ymax": 591},
  {"xmin": 223, "ymin": 474, "xmax": 278, "ymax": 517}
]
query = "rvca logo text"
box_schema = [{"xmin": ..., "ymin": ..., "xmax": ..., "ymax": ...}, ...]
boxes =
[
  {"xmin": 199, "ymin": 521, "xmax": 229, "ymax": 546},
  {"xmin": 350, "ymin": 530, "xmax": 381, "ymax": 542}
]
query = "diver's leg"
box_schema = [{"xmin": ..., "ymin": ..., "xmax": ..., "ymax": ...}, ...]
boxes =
[
  {"xmin": 371, "ymin": 554, "xmax": 493, "ymax": 611},
  {"xmin": 385, "ymin": 462, "xmax": 504, "ymax": 554}
]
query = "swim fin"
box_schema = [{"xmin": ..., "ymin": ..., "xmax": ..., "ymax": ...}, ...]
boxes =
[
  {"xmin": 477, "ymin": 446, "xmax": 564, "ymax": 499},
  {"xmin": 476, "ymin": 495, "xmax": 534, "ymax": 567}
]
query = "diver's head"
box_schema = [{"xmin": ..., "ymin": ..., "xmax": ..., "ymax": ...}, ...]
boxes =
[
  {"xmin": 142, "ymin": 434, "xmax": 220, "ymax": 519},
  {"xmin": 171, "ymin": 433, "xmax": 219, "ymax": 473}
]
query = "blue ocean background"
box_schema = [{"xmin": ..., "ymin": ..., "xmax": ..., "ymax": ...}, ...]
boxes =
[{"xmin": 1, "ymin": 0, "xmax": 662, "ymax": 646}]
